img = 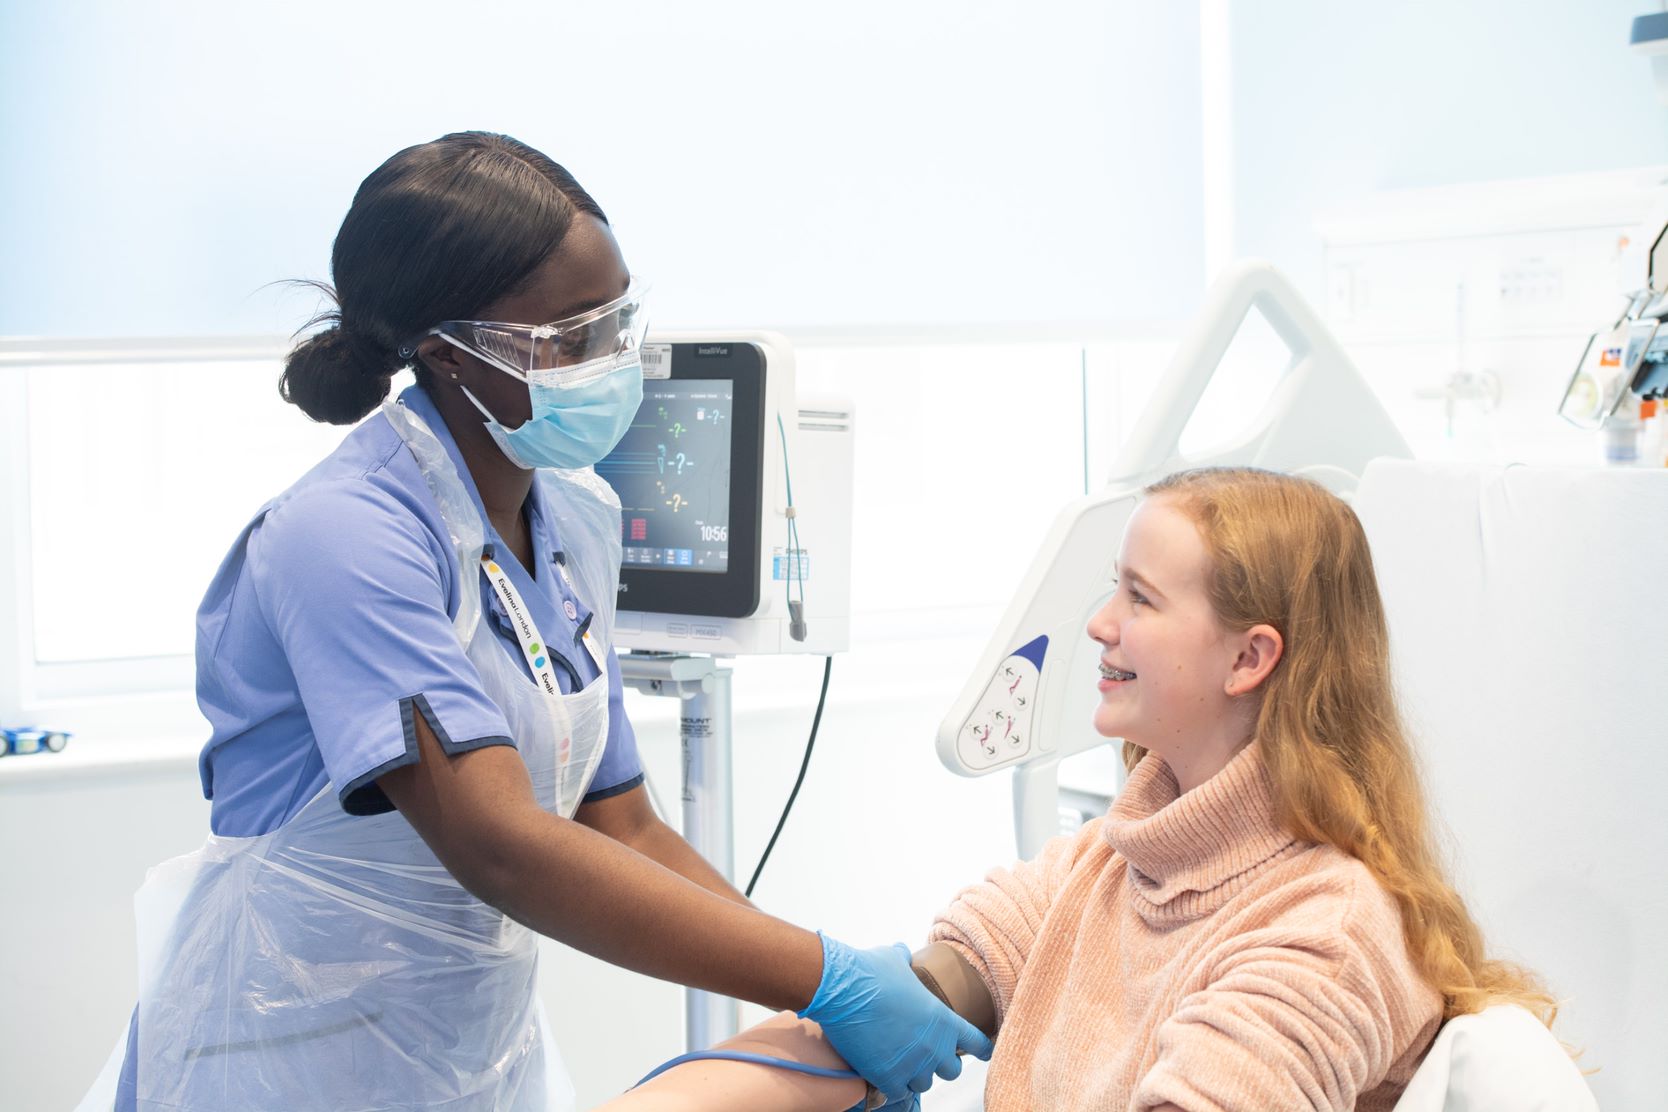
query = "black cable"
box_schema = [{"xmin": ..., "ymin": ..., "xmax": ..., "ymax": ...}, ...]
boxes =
[{"xmin": 745, "ymin": 655, "xmax": 833, "ymax": 899}]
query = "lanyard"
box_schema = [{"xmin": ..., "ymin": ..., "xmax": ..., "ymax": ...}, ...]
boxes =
[
  {"xmin": 479, "ymin": 552, "xmax": 608, "ymax": 698},
  {"xmin": 480, "ymin": 553, "xmax": 566, "ymax": 698}
]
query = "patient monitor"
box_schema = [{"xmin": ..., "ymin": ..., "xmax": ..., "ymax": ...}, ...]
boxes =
[
  {"xmin": 938, "ymin": 262, "xmax": 1411, "ymax": 858},
  {"xmin": 599, "ymin": 332, "xmax": 853, "ymax": 656}
]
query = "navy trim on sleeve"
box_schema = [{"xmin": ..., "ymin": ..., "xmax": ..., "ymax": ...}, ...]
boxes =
[
  {"xmin": 582, "ymin": 772, "xmax": 646, "ymax": 804},
  {"xmin": 338, "ymin": 693, "xmax": 515, "ymax": 816},
  {"xmin": 339, "ymin": 750, "xmax": 419, "ymax": 817},
  {"xmin": 402, "ymin": 692, "xmax": 515, "ymax": 758}
]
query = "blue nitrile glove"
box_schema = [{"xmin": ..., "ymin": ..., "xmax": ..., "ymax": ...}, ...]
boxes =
[{"xmin": 801, "ymin": 932, "xmax": 994, "ymax": 1100}]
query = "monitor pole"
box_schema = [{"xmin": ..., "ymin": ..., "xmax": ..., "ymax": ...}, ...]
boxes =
[{"xmin": 618, "ymin": 652, "xmax": 739, "ymax": 1053}]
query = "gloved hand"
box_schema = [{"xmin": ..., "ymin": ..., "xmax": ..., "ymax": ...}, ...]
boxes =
[{"xmin": 801, "ymin": 932, "xmax": 994, "ymax": 1101}]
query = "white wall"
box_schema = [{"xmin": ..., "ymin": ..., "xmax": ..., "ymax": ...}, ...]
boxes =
[
  {"xmin": 0, "ymin": 1, "xmax": 1206, "ymax": 337},
  {"xmin": 1218, "ymin": 1, "xmax": 1668, "ymax": 466},
  {"xmin": 0, "ymin": 755, "xmax": 209, "ymax": 1111},
  {"xmin": 1228, "ymin": 0, "xmax": 1668, "ymax": 297}
]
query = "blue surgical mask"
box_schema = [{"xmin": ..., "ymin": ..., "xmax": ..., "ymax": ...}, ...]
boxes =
[{"xmin": 461, "ymin": 355, "xmax": 644, "ymax": 471}]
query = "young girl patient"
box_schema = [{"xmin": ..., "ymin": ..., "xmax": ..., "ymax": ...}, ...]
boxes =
[{"xmin": 601, "ymin": 467, "xmax": 1555, "ymax": 1112}]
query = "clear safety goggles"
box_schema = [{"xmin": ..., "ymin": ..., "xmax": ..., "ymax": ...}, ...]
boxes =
[{"xmin": 409, "ymin": 278, "xmax": 650, "ymax": 384}]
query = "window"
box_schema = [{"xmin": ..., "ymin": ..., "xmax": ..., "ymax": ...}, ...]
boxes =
[{"xmin": 1, "ymin": 338, "xmax": 352, "ymax": 709}]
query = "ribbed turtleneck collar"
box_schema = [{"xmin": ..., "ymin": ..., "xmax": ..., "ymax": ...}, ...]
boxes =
[{"xmin": 1103, "ymin": 742, "xmax": 1300, "ymax": 924}]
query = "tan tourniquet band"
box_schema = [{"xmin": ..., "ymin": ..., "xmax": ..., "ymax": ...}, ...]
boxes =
[{"xmin": 912, "ymin": 942, "xmax": 998, "ymax": 1037}]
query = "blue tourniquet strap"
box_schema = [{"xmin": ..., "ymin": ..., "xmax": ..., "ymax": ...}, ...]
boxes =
[{"xmin": 633, "ymin": 1049, "xmax": 862, "ymax": 1089}]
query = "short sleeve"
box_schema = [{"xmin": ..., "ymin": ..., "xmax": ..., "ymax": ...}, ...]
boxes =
[
  {"xmin": 581, "ymin": 646, "xmax": 645, "ymax": 802},
  {"xmin": 245, "ymin": 480, "xmax": 515, "ymax": 815}
]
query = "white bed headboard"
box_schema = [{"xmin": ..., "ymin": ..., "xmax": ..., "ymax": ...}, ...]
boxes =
[{"xmin": 1356, "ymin": 459, "xmax": 1668, "ymax": 1110}]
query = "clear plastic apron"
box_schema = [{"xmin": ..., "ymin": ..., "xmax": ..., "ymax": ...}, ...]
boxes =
[{"xmin": 81, "ymin": 399, "xmax": 625, "ymax": 1111}]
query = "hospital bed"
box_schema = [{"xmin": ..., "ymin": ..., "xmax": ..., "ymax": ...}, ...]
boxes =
[{"xmin": 939, "ymin": 262, "xmax": 1638, "ymax": 1108}]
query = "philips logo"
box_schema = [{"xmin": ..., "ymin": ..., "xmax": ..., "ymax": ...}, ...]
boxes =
[{"xmin": 696, "ymin": 345, "xmax": 730, "ymax": 357}]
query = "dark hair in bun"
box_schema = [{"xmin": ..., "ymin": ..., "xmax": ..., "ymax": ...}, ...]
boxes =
[
  {"xmin": 278, "ymin": 131, "xmax": 607, "ymax": 424},
  {"xmin": 277, "ymin": 317, "xmax": 399, "ymax": 425}
]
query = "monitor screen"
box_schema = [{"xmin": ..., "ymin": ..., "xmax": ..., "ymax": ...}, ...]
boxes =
[
  {"xmin": 598, "ymin": 379, "xmax": 734, "ymax": 574},
  {"xmin": 599, "ymin": 339, "xmax": 766, "ymax": 620}
]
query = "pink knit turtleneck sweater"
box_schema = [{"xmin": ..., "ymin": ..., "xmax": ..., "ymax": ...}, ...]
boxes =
[{"xmin": 930, "ymin": 742, "xmax": 1441, "ymax": 1111}]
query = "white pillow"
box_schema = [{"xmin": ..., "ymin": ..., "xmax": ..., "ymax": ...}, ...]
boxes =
[{"xmin": 1394, "ymin": 1006, "xmax": 1597, "ymax": 1112}]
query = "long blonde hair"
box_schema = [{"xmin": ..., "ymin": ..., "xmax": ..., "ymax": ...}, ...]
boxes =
[{"xmin": 1126, "ymin": 467, "xmax": 1555, "ymax": 1025}]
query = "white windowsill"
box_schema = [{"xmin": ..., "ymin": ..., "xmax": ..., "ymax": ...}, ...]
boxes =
[
  {"xmin": 0, "ymin": 732, "xmax": 203, "ymax": 785},
  {"xmin": 0, "ymin": 690, "xmax": 207, "ymax": 787}
]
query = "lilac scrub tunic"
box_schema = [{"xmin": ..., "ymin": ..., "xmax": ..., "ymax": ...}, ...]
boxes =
[{"xmin": 114, "ymin": 384, "xmax": 642, "ymax": 1108}]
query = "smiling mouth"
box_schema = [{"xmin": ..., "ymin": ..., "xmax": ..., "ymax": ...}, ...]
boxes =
[{"xmin": 1099, "ymin": 664, "xmax": 1137, "ymax": 681}]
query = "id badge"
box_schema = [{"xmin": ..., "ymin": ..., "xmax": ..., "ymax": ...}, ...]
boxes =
[
  {"xmin": 580, "ymin": 628, "xmax": 608, "ymax": 673},
  {"xmin": 554, "ymin": 559, "xmax": 610, "ymax": 673}
]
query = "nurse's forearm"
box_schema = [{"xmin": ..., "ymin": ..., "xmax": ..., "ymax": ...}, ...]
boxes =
[
  {"xmin": 380, "ymin": 722, "xmax": 821, "ymax": 1012},
  {"xmin": 575, "ymin": 786, "xmax": 752, "ymax": 907},
  {"xmin": 495, "ymin": 806, "xmax": 818, "ymax": 1007},
  {"xmin": 624, "ymin": 817, "xmax": 752, "ymax": 906}
]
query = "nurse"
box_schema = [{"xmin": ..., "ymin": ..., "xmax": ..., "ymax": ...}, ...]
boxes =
[{"xmin": 104, "ymin": 131, "xmax": 988, "ymax": 1111}]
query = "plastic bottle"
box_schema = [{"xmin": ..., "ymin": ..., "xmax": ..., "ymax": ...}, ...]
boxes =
[
  {"xmin": 1602, "ymin": 399, "xmax": 1643, "ymax": 466},
  {"xmin": 1640, "ymin": 398, "xmax": 1664, "ymax": 467}
]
